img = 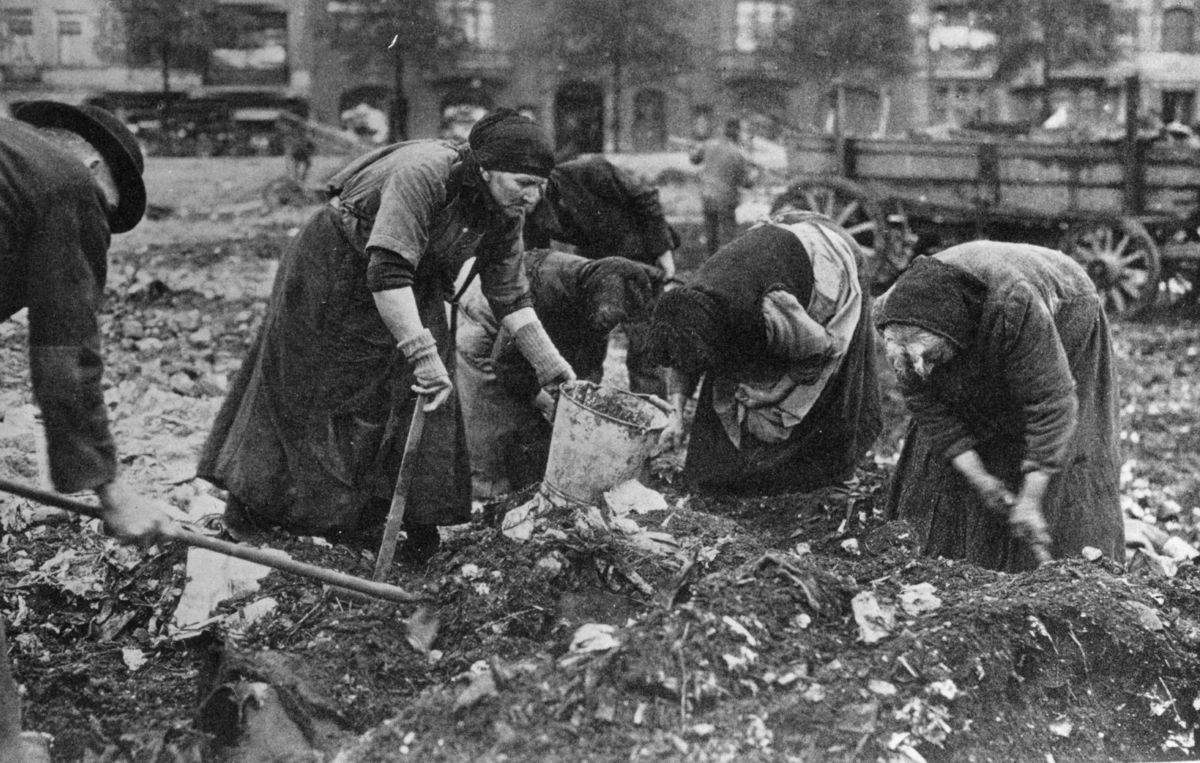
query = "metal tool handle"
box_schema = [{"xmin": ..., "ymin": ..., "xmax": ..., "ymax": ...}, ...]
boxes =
[{"xmin": 0, "ymin": 478, "xmax": 424, "ymax": 604}]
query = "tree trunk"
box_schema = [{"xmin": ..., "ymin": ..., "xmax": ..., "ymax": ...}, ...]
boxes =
[
  {"xmin": 1037, "ymin": 0, "xmax": 1053, "ymax": 123},
  {"xmin": 390, "ymin": 51, "xmax": 408, "ymax": 142},
  {"xmin": 610, "ymin": 57, "xmax": 623, "ymax": 152},
  {"xmin": 608, "ymin": 0, "xmax": 631, "ymax": 152},
  {"xmin": 159, "ymin": 40, "xmax": 173, "ymax": 138}
]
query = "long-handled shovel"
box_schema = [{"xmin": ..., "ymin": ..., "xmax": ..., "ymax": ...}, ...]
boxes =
[
  {"xmin": 373, "ymin": 396, "xmax": 428, "ymax": 581},
  {"xmin": 0, "ymin": 477, "xmax": 424, "ymax": 604}
]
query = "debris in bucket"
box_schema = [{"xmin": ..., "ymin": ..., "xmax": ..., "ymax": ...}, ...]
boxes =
[{"xmin": 568, "ymin": 383, "xmax": 660, "ymax": 428}]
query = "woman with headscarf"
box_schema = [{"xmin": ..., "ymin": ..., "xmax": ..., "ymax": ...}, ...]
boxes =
[
  {"xmin": 874, "ymin": 243, "xmax": 1124, "ymax": 572},
  {"xmin": 455, "ymin": 250, "xmax": 663, "ymax": 499},
  {"xmin": 198, "ymin": 108, "xmax": 576, "ymax": 562},
  {"xmin": 646, "ymin": 212, "xmax": 882, "ymax": 495}
]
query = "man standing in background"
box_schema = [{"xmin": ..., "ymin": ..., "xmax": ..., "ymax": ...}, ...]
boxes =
[{"xmin": 690, "ymin": 117, "xmax": 754, "ymax": 257}]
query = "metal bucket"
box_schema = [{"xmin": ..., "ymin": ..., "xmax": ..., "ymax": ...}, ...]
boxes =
[{"xmin": 541, "ymin": 381, "xmax": 672, "ymax": 507}]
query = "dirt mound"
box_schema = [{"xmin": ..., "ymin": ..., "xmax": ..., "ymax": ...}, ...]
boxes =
[{"xmin": 324, "ymin": 502, "xmax": 1200, "ymax": 763}]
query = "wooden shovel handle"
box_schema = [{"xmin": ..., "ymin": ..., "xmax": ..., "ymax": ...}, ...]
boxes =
[{"xmin": 0, "ymin": 478, "xmax": 424, "ymax": 604}]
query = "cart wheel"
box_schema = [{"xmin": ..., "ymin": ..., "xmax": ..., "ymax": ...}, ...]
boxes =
[
  {"xmin": 771, "ymin": 177, "xmax": 894, "ymax": 290},
  {"xmin": 1059, "ymin": 217, "xmax": 1161, "ymax": 316}
]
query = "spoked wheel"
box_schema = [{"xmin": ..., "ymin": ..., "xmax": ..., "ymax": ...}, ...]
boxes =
[
  {"xmin": 1059, "ymin": 217, "xmax": 1161, "ymax": 316},
  {"xmin": 771, "ymin": 177, "xmax": 895, "ymax": 290}
]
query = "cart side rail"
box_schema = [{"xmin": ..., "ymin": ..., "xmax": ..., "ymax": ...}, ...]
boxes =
[{"xmin": 787, "ymin": 135, "xmax": 1199, "ymax": 223}]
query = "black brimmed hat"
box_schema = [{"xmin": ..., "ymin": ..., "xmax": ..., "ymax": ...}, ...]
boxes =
[{"xmin": 14, "ymin": 100, "xmax": 147, "ymax": 233}]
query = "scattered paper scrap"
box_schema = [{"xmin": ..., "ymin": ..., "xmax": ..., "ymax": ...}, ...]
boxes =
[
  {"xmin": 852, "ymin": 591, "xmax": 896, "ymax": 644},
  {"xmin": 122, "ymin": 647, "xmax": 147, "ymax": 672},
  {"xmin": 569, "ymin": 623, "xmax": 619, "ymax": 654},
  {"xmin": 899, "ymin": 583, "xmax": 943, "ymax": 616},
  {"xmin": 170, "ymin": 547, "xmax": 278, "ymax": 636},
  {"xmin": 604, "ymin": 479, "xmax": 668, "ymax": 516}
]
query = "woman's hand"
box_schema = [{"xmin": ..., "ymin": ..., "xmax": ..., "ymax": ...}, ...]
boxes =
[
  {"xmin": 658, "ymin": 409, "xmax": 686, "ymax": 452},
  {"xmin": 1009, "ymin": 495, "xmax": 1051, "ymax": 551},
  {"xmin": 399, "ymin": 328, "xmax": 452, "ymax": 411},
  {"xmin": 534, "ymin": 389, "xmax": 557, "ymax": 423},
  {"xmin": 412, "ymin": 352, "xmax": 452, "ymax": 411},
  {"xmin": 951, "ymin": 450, "xmax": 1014, "ymax": 514},
  {"xmin": 1011, "ymin": 470, "xmax": 1053, "ymax": 560}
]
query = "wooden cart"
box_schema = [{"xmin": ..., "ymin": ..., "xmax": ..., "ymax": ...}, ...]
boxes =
[{"xmin": 773, "ymin": 120, "xmax": 1200, "ymax": 315}]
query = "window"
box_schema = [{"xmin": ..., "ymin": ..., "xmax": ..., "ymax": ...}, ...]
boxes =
[
  {"xmin": 930, "ymin": 80, "xmax": 990, "ymax": 126},
  {"xmin": 632, "ymin": 89, "xmax": 667, "ymax": 151},
  {"xmin": 1163, "ymin": 8, "xmax": 1195, "ymax": 53},
  {"xmin": 734, "ymin": 1, "xmax": 793, "ymax": 52},
  {"xmin": 928, "ymin": 4, "xmax": 996, "ymax": 73},
  {"xmin": 3, "ymin": 8, "xmax": 32, "ymax": 37},
  {"xmin": 1, "ymin": 8, "xmax": 37, "ymax": 65},
  {"xmin": 928, "ymin": 7, "xmax": 995, "ymax": 52},
  {"xmin": 209, "ymin": 7, "xmax": 289, "ymax": 87},
  {"xmin": 438, "ymin": 0, "xmax": 495, "ymax": 48},
  {"xmin": 56, "ymin": 12, "xmax": 90, "ymax": 67},
  {"xmin": 1163, "ymin": 90, "xmax": 1196, "ymax": 125}
]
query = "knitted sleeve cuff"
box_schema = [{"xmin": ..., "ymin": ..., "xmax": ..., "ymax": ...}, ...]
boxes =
[
  {"xmin": 513, "ymin": 321, "xmax": 572, "ymax": 387},
  {"xmin": 398, "ymin": 328, "xmax": 438, "ymax": 360}
]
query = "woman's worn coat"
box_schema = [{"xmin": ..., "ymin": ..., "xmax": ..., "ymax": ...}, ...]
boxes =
[
  {"xmin": 524, "ymin": 156, "xmax": 677, "ymax": 265},
  {"xmin": 456, "ymin": 250, "xmax": 659, "ymax": 498},
  {"xmin": 683, "ymin": 218, "xmax": 882, "ymax": 495},
  {"xmin": 198, "ymin": 140, "xmax": 531, "ymax": 534},
  {"xmin": 880, "ymin": 242, "xmax": 1124, "ymax": 571}
]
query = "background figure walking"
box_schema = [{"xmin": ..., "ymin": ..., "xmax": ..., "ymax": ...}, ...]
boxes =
[{"xmin": 690, "ymin": 117, "xmax": 754, "ymax": 257}]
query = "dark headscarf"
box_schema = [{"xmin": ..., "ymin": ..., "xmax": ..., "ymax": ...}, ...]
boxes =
[
  {"xmin": 874, "ymin": 256, "xmax": 988, "ymax": 349},
  {"xmin": 645, "ymin": 287, "xmax": 727, "ymax": 375},
  {"xmin": 578, "ymin": 257, "xmax": 661, "ymax": 332},
  {"xmin": 469, "ymin": 107, "xmax": 555, "ymax": 178}
]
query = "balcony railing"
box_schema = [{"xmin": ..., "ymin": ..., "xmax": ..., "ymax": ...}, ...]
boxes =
[
  {"xmin": 716, "ymin": 50, "xmax": 796, "ymax": 83},
  {"xmin": 422, "ymin": 47, "xmax": 514, "ymax": 83}
]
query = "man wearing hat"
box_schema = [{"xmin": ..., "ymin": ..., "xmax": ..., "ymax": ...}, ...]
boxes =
[
  {"xmin": 198, "ymin": 107, "xmax": 576, "ymax": 562},
  {"xmin": 0, "ymin": 101, "xmax": 170, "ymax": 761}
]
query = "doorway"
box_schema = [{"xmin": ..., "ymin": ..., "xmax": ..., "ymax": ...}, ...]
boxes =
[{"xmin": 554, "ymin": 80, "xmax": 604, "ymax": 157}]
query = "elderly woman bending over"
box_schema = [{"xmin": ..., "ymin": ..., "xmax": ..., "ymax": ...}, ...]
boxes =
[
  {"xmin": 875, "ymin": 243, "xmax": 1124, "ymax": 571},
  {"xmin": 645, "ymin": 212, "xmax": 882, "ymax": 496},
  {"xmin": 199, "ymin": 109, "xmax": 575, "ymax": 563}
]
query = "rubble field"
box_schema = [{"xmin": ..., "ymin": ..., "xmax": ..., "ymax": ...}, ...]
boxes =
[{"xmin": 2, "ymin": 158, "xmax": 1200, "ymax": 762}]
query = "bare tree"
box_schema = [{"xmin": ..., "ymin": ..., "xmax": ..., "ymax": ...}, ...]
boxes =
[
  {"xmin": 965, "ymin": 0, "xmax": 1125, "ymax": 120},
  {"xmin": 768, "ymin": 0, "xmax": 912, "ymax": 130},
  {"xmin": 97, "ymin": 0, "xmax": 217, "ymax": 100},
  {"xmin": 314, "ymin": 0, "xmax": 460, "ymax": 141},
  {"xmin": 538, "ymin": 0, "xmax": 692, "ymax": 150}
]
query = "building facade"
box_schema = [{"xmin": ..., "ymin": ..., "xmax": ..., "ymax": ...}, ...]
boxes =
[
  {"xmin": 0, "ymin": 0, "xmax": 311, "ymax": 115},
  {"xmin": 1, "ymin": 0, "xmax": 1198, "ymax": 149}
]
